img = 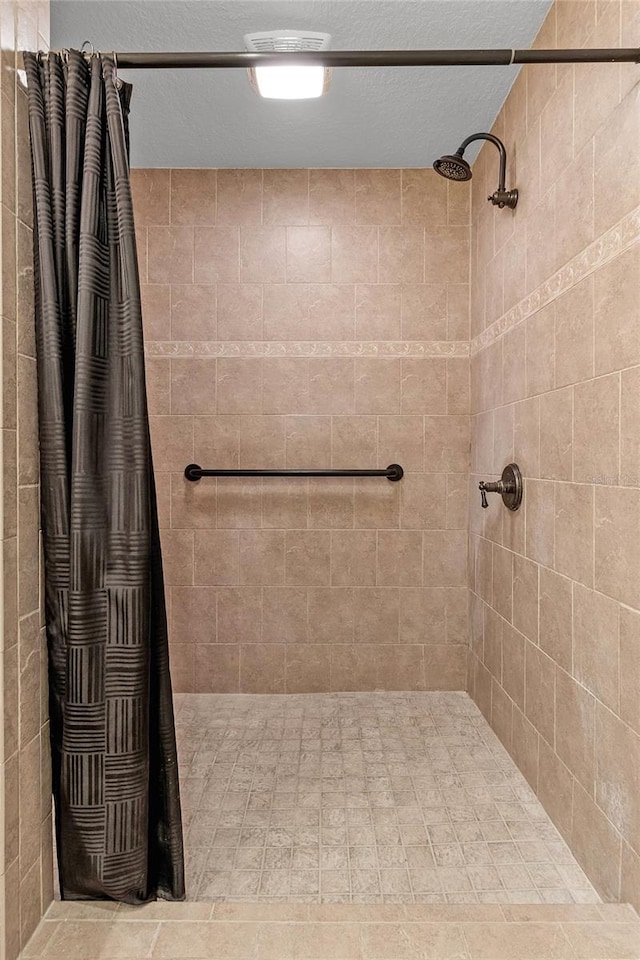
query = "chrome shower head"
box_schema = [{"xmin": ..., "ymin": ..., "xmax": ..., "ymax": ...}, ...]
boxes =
[
  {"xmin": 433, "ymin": 133, "xmax": 518, "ymax": 209},
  {"xmin": 433, "ymin": 152, "xmax": 472, "ymax": 182}
]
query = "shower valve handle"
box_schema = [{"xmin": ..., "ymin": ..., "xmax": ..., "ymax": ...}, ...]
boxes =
[
  {"xmin": 478, "ymin": 464, "xmax": 523, "ymax": 512},
  {"xmin": 478, "ymin": 479, "xmax": 505, "ymax": 507}
]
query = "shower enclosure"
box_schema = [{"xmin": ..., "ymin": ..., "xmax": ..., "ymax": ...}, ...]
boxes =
[
  {"xmin": 135, "ymin": 128, "xmax": 640, "ymax": 905},
  {"xmin": 129, "ymin": 11, "xmax": 640, "ymax": 912}
]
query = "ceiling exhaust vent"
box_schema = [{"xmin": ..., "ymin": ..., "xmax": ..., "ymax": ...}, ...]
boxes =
[
  {"xmin": 244, "ymin": 30, "xmax": 332, "ymax": 99},
  {"xmin": 244, "ymin": 30, "xmax": 331, "ymax": 54}
]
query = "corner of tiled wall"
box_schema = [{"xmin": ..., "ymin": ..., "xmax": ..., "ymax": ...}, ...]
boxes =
[
  {"xmin": 468, "ymin": 0, "xmax": 640, "ymax": 915},
  {"xmin": 1, "ymin": 2, "xmax": 52, "ymax": 958}
]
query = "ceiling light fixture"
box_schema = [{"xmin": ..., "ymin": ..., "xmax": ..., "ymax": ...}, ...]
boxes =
[{"xmin": 244, "ymin": 30, "xmax": 332, "ymax": 99}]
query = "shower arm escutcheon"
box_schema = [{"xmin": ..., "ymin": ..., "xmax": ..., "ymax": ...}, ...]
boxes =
[{"xmin": 479, "ymin": 463, "xmax": 523, "ymax": 511}]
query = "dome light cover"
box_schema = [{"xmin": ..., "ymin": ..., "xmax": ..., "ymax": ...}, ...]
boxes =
[{"xmin": 244, "ymin": 30, "xmax": 332, "ymax": 99}]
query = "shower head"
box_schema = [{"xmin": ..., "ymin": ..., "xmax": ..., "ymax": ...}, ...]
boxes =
[
  {"xmin": 433, "ymin": 152, "xmax": 472, "ymax": 182},
  {"xmin": 434, "ymin": 133, "xmax": 518, "ymax": 209}
]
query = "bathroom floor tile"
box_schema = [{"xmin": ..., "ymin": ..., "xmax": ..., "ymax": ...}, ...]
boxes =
[{"xmin": 174, "ymin": 691, "xmax": 599, "ymax": 904}]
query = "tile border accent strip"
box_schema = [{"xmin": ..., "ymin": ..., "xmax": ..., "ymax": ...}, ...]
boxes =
[
  {"xmin": 144, "ymin": 340, "xmax": 469, "ymax": 358},
  {"xmin": 471, "ymin": 204, "xmax": 640, "ymax": 356}
]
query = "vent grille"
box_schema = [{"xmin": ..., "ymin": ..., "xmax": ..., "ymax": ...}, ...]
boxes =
[{"xmin": 244, "ymin": 30, "xmax": 331, "ymax": 53}]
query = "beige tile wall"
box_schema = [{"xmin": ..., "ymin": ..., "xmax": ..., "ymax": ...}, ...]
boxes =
[
  {"xmin": 133, "ymin": 168, "xmax": 472, "ymax": 694},
  {"xmin": 468, "ymin": 0, "xmax": 640, "ymax": 913},
  {"xmin": 0, "ymin": 1, "xmax": 52, "ymax": 958}
]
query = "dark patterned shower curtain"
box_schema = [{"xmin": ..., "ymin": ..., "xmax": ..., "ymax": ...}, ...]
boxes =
[{"xmin": 24, "ymin": 49, "xmax": 184, "ymax": 902}]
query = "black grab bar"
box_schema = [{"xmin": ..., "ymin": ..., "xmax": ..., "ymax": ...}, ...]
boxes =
[{"xmin": 184, "ymin": 464, "xmax": 404, "ymax": 482}]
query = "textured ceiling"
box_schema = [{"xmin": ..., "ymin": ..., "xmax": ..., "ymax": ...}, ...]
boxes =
[{"xmin": 51, "ymin": 0, "xmax": 552, "ymax": 168}]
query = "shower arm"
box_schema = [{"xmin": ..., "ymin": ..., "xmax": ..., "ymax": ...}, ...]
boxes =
[
  {"xmin": 458, "ymin": 133, "xmax": 517, "ymax": 209},
  {"xmin": 458, "ymin": 133, "xmax": 506, "ymax": 189}
]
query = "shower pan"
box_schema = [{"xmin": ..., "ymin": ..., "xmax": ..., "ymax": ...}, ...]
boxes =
[{"xmin": 177, "ymin": 691, "xmax": 599, "ymax": 903}]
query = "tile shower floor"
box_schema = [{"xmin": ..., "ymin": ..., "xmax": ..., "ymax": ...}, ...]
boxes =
[{"xmin": 176, "ymin": 691, "xmax": 599, "ymax": 905}]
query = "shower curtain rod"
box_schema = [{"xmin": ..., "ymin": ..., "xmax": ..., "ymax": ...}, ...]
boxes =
[{"xmin": 109, "ymin": 48, "xmax": 640, "ymax": 68}]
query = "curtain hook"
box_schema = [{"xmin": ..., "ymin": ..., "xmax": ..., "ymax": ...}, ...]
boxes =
[
  {"xmin": 80, "ymin": 39, "xmax": 95, "ymax": 59},
  {"xmin": 113, "ymin": 50, "xmax": 123, "ymax": 89}
]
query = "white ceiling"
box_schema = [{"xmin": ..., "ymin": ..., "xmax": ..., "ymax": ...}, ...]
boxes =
[{"xmin": 51, "ymin": 0, "xmax": 552, "ymax": 168}]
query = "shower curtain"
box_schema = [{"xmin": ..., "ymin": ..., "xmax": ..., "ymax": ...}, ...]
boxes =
[{"xmin": 24, "ymin": 49, "xmax": 184, "ymax": 902}]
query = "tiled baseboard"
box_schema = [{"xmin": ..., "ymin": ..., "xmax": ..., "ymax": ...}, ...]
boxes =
[{"xmin": 23, "ymin": 902, "xmax": 640, "ymax": 958}]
